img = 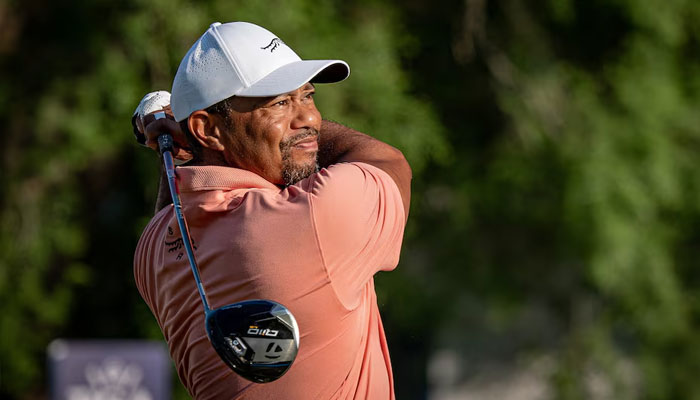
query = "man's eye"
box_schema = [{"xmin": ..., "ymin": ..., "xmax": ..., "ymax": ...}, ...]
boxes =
[{"xmin": 274, "ymin": 100, "xmax": 289, "ymax": 107}]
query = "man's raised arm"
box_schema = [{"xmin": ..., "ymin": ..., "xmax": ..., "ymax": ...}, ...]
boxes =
[{"xmin": 318, "ymin": 120, "xmax": 412, "ymax": 218}]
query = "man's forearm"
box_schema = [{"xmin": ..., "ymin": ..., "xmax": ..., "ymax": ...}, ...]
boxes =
[
  {"xmin": 318, "ymin": 120, "xmax": 400, "ymax": 167},
  {"xmin": 154, "ymin": 166, "xmax": 172, "ymax": 214}
]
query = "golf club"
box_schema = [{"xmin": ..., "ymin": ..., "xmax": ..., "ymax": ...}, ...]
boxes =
[{"xmin": 137, "ymin": 101, "xmax": 299, "ymax": 383}]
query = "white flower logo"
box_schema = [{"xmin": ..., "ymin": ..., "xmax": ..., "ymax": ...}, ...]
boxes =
[{"xmin": 65, "ymin": 358, "xmax": 153, "ymax": 400}]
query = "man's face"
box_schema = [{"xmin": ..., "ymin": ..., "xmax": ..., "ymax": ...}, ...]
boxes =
[{"xmin": 218, "ymin": 83, "xmax": 322, "ymax": 185}]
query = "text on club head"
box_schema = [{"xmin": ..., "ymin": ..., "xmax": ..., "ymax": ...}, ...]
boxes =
[{"xmin": 247, "ymin": 326, "xmax": 279, "ymax": 337}]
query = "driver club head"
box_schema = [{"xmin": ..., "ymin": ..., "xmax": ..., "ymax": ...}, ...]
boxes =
[{"xmin": 205, "ymin": 299, "xmax": 300, "ymax": 383}]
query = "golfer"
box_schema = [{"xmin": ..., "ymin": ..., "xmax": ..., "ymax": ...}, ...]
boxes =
[{"xmin": 134, "ymin": 21, "xmax": 410, "ymax": 399}]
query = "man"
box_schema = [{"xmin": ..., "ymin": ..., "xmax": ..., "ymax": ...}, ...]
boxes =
[{"xmin": 134, "ymin": 21, "xmax": 411, "ymax": 399}]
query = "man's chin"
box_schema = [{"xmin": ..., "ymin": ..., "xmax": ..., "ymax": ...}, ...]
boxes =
[{"xmin": 282, "ymin": 159, "xmax": 319, "ymax": 186}]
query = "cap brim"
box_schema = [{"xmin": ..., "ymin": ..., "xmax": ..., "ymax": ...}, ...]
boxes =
[{"xmin": 236, "ymin": 60, "xmax": 349, "ymax": 97}]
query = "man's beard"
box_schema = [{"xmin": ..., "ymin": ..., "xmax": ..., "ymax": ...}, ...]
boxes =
[{"xmin": 279, "ymin": 128, "xmax": 320, "ymax": 186}]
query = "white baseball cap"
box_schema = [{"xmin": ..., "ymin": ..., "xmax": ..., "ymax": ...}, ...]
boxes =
[{"xmin": 171, "ymin": 22, "xmax": 350, "ymax": 122}]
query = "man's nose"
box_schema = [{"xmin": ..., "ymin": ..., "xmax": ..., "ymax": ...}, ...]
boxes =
[{"xmin": 291, "ymin": 102, "xmax": 320, "ymax": 129}]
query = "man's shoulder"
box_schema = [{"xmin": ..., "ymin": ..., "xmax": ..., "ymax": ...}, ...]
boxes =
[
  {"xmin": 135, "ymin": 207, "xmax": 172, "ymax": 258},
  {"xmin": 300, "ymin": 162, "xmax": 395, "ymax": 192},
  {"xmin": 299, "ymin": 161, "xmax": 404, "ymax": 224}
]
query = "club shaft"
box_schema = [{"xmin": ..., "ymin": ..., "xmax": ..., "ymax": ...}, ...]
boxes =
[{"xmin": 160, "ymin": 135, "xmax": 211, "ymax": 313}]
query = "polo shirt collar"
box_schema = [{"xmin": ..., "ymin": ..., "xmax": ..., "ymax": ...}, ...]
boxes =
[{"xmin": 176, "ymin": 166, "xmax": 281, "ymax": 192}]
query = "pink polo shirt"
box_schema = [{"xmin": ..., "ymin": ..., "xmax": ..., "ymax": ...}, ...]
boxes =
[{"xmin": 134, "ymin": 162, "xmax": 406, "ymax": 399}]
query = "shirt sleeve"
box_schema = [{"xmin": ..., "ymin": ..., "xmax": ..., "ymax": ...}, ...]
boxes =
[
  {"xmin": 134, "ymin": 226, "xmax": 156, "ymax": 319},
  {"xmin": 133, "ymin": 209, "xmax": 170, "ymax": 327},
  {"xmin": 308, "ymin": 162, "xmax": 406, "ymax": 310}
]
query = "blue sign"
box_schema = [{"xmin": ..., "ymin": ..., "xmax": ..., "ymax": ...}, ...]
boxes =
[{"xmin": 48, "ymin": 340, "xmax": 171, "ymax": 400}]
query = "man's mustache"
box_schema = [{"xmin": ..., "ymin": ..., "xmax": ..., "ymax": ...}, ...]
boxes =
[{"xmin": 280, "ymin": 128, "xmax": 320, "ymax": 150}]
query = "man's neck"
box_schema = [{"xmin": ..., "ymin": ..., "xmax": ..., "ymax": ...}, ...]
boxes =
[{"xmin": 190, "ymin": 149, "xmax": 229, "ymax": 167}]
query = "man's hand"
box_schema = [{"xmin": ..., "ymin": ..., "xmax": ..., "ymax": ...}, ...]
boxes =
[
  {"xmin": 142, "ymin": 109, "xmax": 194, "ymax": 164},
  {"xmin": 133, "ymin": 90, "xmax": 193, "ymax": 213},
  {"xmin": 133, "ymin": 91, "xmax": 193, "ymax": 164}
]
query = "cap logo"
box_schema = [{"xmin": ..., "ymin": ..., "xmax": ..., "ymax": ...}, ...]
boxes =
[{"xmin": 261, "ymin": 38, "xmax": 284, "ymax": 53}]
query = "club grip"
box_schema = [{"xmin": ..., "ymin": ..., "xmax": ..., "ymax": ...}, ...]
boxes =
[{"xmin": 158, "ymin": 134, "xmax": 174, "ymax": 155}]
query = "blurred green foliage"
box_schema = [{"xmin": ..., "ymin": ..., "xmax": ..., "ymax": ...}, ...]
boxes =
[
  {"xmin": 384, "ymin": 0, "xmax": 700, "ymax": 399},
  {"xmin": 1, "ymin": 0, "xmax": 700, "ymax": 399}
]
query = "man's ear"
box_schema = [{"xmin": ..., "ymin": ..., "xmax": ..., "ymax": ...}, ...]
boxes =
[{"xmin": 188, "ymin": 110, "xmax": 226, "ymax": 151}]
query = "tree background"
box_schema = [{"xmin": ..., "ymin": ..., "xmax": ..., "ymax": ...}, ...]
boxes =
[{"xmin": 1, "ymin": 0, "xmax": 699, "ymax": 399}]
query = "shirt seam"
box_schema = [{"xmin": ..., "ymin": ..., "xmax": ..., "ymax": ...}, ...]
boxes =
[{"xmin": 307, "ymin": 174, "xmax": 356, "ymax": 313}]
